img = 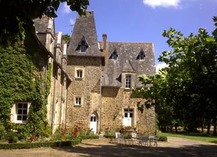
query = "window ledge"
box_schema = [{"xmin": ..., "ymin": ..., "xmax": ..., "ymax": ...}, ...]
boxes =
[
  {"xmin": 75, "ymin": 77, "xmax": 83, "ymax": 80},
  {"xmin": 124, "ymin": 88, "xmax": 132, "ymax": 91}
]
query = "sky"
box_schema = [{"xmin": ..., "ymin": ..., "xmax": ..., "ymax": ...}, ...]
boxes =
[{"xmin": 55, "ymin": 0, "xmax": 217, "ymax": 68}]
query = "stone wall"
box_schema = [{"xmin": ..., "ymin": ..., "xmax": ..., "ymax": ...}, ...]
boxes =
[
  {"xmin": 101, "ymin": 87, "xmax": 155, "ymax": 134},
  {"xmin": 66, "ymin": 56, "xmax": 103, "ymax": 130}
]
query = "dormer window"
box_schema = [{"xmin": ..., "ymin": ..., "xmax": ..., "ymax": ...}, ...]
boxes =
[
  {"xmin": 109, "ymin": 48, "xmax": 118, "ymax": 60},
  {"xmin": 136, "ymin": 49, "xmax": 145, "ymax": 60},
  {"xmin": 125, "ymin": 74, "xmax": 131, "ymax": 89},
  {"xmin": 76, "ymin": 36, "xmax": 88, "ymax": 52}
]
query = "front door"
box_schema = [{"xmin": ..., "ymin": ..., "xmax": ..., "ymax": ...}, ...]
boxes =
[
  {"xmin": 123, "ymin": 109, "xmax": 133, "ymax": 127},
  {"xmin": 90, "ymin": 113, "xmax": 97, "ymax": 134}
]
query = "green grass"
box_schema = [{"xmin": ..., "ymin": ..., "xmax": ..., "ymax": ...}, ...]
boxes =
[{"xmin": 157, "ymin": 132, "xmax": 217, "ymax": 144}]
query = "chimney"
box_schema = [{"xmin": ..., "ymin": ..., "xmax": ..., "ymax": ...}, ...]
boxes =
[{"xmin": 102, "ymin": 34, "xmax": 107, "ymax": 51}]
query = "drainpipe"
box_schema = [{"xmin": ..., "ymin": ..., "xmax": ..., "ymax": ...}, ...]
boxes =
[
  {"xmin": 99, "ymin": 65, "xmax": 102, "ymax": 134},
  {"xmin": 51, "ymin": 65, "xmax": 56, "ymax": 134}
]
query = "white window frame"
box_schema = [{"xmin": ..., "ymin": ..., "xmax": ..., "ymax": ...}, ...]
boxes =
[
  {"xmin": 74, "ymin": 96, "xmax": 82, "ymax": 106},
  {"xmin": 75, "ymin": 68, "xmax": 84, "ymax": 79},
  {"xmin": 125, "ymin": 74, "xmax": 131, "ymax": 89},
  {"xmin": 11, "ymin": 102, "xmax": 31, "ymax": 124}
]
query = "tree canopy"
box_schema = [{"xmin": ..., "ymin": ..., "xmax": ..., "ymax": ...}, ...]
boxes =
[
  {"xmin": 0, "ymin": 0, "xmax": 89, "ymax": 45},
  {"xmin": 135, "ymin": 17, "xmax": 217, "ymax": 134}
]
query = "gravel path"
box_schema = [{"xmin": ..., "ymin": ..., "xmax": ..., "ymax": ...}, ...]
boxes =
[{"xmin": 0, "ymin": 137, "xmax": 216, "ymax": 157}]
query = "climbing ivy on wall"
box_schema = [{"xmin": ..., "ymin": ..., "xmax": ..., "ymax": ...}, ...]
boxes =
[{"xmin": 0, "ymin": 29, "xmax": 51, "ymax": 138}]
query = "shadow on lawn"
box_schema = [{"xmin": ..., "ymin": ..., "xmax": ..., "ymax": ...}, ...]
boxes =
[{"xmin": 53, "ymin": 141, "xmax": 217, "ymax": 157}]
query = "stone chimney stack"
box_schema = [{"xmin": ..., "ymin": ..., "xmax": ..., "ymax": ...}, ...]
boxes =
[
  {"xmin": 102, "ymin": 34, "xmax": 107, "ymax": 51},
  {"xmin": 102, "ymin": 34, "xmax": 108, "ymax": 60}
]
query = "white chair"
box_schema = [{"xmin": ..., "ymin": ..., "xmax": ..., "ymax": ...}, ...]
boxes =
[
  {"xmin": 130, "ymin": 132, "xmax": 137, "ymax": 145},
  {"xmin": 115, "ymin": 132, "xmax": 125, "ymax": 144}
]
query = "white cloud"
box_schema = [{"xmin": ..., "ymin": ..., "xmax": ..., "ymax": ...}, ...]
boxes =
[
  {"xmin": 155, "ymin": 63, "xmax": 168, "ymax": 73},
  {"xmin": 143, "ymin": 0, "xmax": 181, "ymax": 8},
  {"xmin": 70, "ymin": 18, "xmax": 75, "ymax": 25},
  {"xmin": 62, "ymin": 2, "xmax": 71, "ymax": 14}
]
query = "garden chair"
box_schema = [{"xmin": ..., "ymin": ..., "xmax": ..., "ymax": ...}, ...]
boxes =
[
  {"xmin": 129, "ymin": 132, "xmax": 138, "ymax": 145},
  {"xmin": 149, "ymin": 135, "xmax": 159, "ymax": 147},
  {"xmin": 115, "ymin": 132, "xmax": 125, "ymax": 144},
  {"xmin": 139, "ymin": 135, "xmax": 149, "ymax": 146}
]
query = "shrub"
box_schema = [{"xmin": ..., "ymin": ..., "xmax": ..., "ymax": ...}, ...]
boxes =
[
  {"xmin": 104, "ymin": 129, "xmax": 115, "ymax": 138},
  {"xmin": 158, "ymin": 136, "xmax": 167, "ymax": 142},
  {"xmin": 0, "ymin": 123, "xmax": 6, "ymax": 140},
  {"xmin": 8, "ymin": 135, "xmax": 18, "ymax": 143}
]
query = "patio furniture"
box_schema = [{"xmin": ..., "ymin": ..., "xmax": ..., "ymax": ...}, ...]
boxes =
[
  {"xmin": 115, "ymin": 132, "xmax": 125, "ymax": 144},
  {"xmin": 149, "ymin": 135, "xmax": 159, "ymax": 147},
  {"xmin": 127, "ymin": 132, "xmax": 138, "ymax": 145},
  {"xmin": 139, "ymin": 135, "xmax": 149, "ymax": 146}
]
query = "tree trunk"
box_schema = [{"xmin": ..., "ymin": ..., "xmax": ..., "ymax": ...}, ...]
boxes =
[
  {"xmin": 207, "ymin": 119, "xmax": 211, "ymax": 134},
  {"xmin": 213, "ymin": 117, "xmax": 216, "ymax": 135},
  {"xmin": 175, "ymin": 125, "xmax": 178, "ymax": 133}
]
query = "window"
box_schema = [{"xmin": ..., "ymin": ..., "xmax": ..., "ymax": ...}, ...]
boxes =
[
  {"xmin": 136, "ymin": 49, "xmax": 145, "ymax": 60},
  {"xmin": 75, "ymin": 96, "xmax": 82, "ymax": 106},
  {"xmin": 11, "ymin": 102, "xmax": 30, "ymax": 124},
  {"xmin": 75, "ymin": 68, "xmax": 84, "ymax": 79},
  {"xmin": 76, "ymin": 70, "xmax": 83, "ymax": 78},
  {"xmin": 125, "ymin": 74, "xmax": 131, "ymax": 89},
  {"xmin": 76, "ymin": 36, "xmax": 88, "ymax": 52},
  {"xmin": 109, "ymin": 48, "xmax": 118, "ymax": 60}
]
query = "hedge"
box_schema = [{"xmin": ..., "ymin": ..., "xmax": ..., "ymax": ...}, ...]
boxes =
[{"xmin": 0, "ymin": 138, "xmax": 82, "ymax": 149}]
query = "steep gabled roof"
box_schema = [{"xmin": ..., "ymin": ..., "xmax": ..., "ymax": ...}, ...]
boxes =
[
  {"xmin": 102, "ymin": 42, "xmax": 155, "ymax": 87},
  {"xmin": 67, "ymin": 11, "xmax": 103, "ymax": 57}
]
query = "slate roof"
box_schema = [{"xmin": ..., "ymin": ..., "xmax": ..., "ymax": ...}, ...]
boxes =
[
  {"xmin": 102, "ymin": 42, "xmax": 155, "ymax": 87},
  {"xmin": 67, "ymin": 11, "xmax": 103, "ymax": 57},
  {"xmin": 33, "ymin": 16, "xmax": 55, "ymax": 38}
]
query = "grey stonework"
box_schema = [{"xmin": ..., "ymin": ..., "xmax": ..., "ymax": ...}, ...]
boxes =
[{"xmin": 66, "ymin": 11, "xmax": 156, "ymax": 134}]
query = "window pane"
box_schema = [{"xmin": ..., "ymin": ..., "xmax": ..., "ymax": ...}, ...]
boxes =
[
  {"xmin": 125, "ymin": 113, "xmax": 128, "ymax": 117},
  {"xmin": 23, "ymin": 110, "xmax": 27, "ymax": 114},
  {"xmin": 23, "ymin": 104, "xmax": 28, "ymax": 109},
  {"xmin": 130, "ymin": 113, "xmax": 133, "ymax": 118},
  {"xmin": 17, "ymin": 116, "xmax": 22, "ymax": 120},
  {"xmin": 17, "ymin": 109, "xmax": 22, "ymax": 114},
  {"xmin": 22, "ymin": 116, "xmax": 27, "ymax": 121},
  {"xmin": 18, "ymin": 103, "xmax": 22, "ymax": 108},
  {"xmin": 125, "ymin": 74, "xmax": 131, "ymax": 88}
]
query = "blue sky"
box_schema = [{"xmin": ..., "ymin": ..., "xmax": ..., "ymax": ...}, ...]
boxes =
[{"xmin": 55, "ymin": 0, "xmax": 217, "ymax": 67}]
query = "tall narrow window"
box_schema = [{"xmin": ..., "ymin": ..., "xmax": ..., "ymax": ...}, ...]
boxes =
[
  {"xmin": 76, "ymin": 69, "xmax": 83, "ymax": 78},
  {"xmin": 75, "ymin": 68, "xmax": 84, "ymax": 79},
  {"xmin": 75, "ymin": 97, "xmax": 82, "ymax": 106},
  {"xmin": 125, "ymin": 74, "xmax": 131, "ymax": 89}
]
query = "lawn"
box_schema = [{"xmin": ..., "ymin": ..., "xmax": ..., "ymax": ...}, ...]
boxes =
[{"xmin": 158, "ymin": 132, "xmax": 217, "ymax": 144}]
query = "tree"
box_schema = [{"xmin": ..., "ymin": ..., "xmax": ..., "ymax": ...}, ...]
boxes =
[
  {"xmin": 135, "ymin": 17, "xmax": 217, "ymax": 134},
  {"xmin": 0, "ymin": 0, "xmax": 89, "ymax": 45}
]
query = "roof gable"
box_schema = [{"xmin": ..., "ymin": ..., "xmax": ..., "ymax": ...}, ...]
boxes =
[
  {"xmin": 102, "ymin": 42, "xmax": 155, "ymax": 87},
  {"xmin": 67, "ymin": 11, "xmax": 103, "ymax": 57}
]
